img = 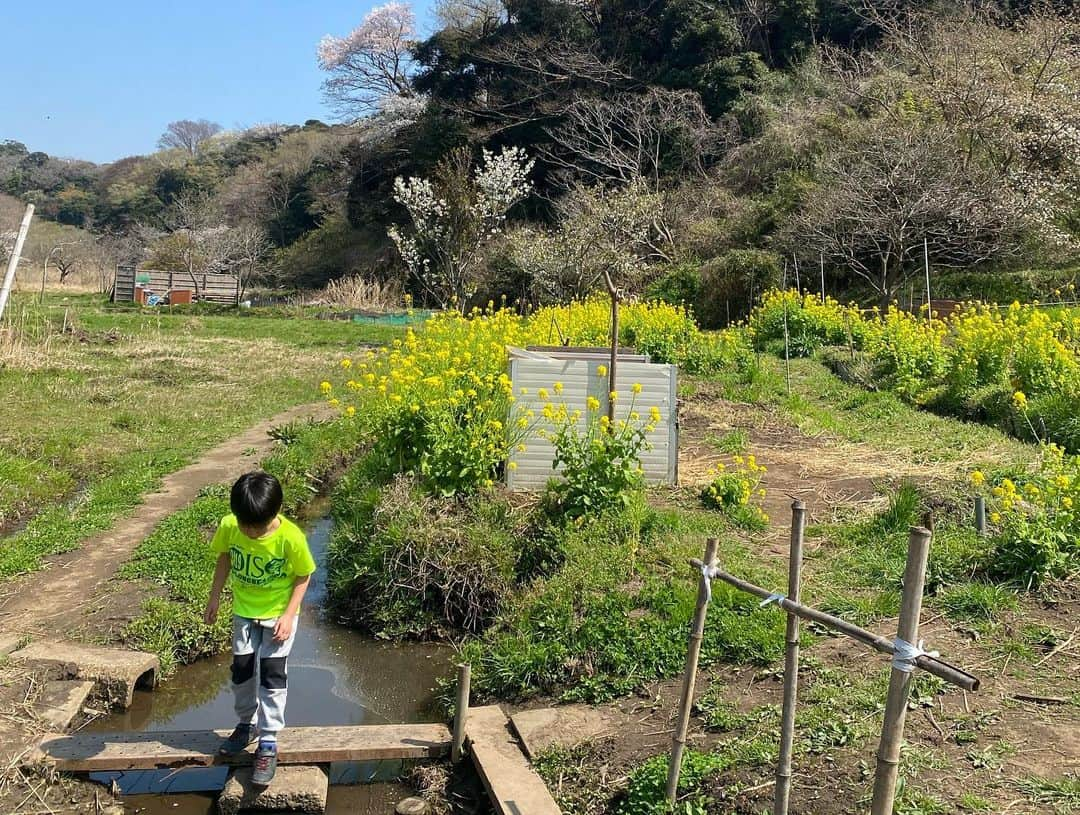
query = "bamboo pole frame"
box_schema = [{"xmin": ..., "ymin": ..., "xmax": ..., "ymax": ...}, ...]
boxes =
[
  {"xmin": 774, "ymin": 500, "xmax": 806, "ymax": 815},
  {"xmin": 665, "ymin": 537, "xmax": 719, "ymax": 803},
  {"xmin": 690, "ymin": 559, "xmax": 978, "ymax": 691}
]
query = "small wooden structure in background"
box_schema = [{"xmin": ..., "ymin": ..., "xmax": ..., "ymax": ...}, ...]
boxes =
[{"xmin": 113, "ymin": 265, "xmax": 240, "ymax": 306}]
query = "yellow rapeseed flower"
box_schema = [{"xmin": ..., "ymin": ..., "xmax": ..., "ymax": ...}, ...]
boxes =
[
  {"xmin": 632, "ymin": 382, "xmax": 642, "ymax": 395},
  {"xmin": 596, "ymin": 365, "xmax": 607, "ymax": 377},
  {"xmin": 320, "ymin": 381, "xmax": 333, "ymax": 394},
  {"xmin": 345, "ymin": 406, "xmax": 356, "ymax": 417},
  {"xmin": 587, "ymin": 396, "xmax": 601, "ymax": 411},
  {"xmin": 553, "ymin": 382, "xmax": 563, "ymax": 394}
]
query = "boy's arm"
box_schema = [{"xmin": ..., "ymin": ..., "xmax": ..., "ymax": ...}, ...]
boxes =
[
  {"xmin": 272, "ymin": 575, "xmax": 311, "ymax": 642},
  {"xmin": 204, "ymin": 553, "xmax": 231, "ymax": 625}
]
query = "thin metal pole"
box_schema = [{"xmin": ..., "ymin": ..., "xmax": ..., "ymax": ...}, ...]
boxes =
[
  {"xmin": 923, "ymin": 238, "xmax": 932, "ymax": 325},
  {"xmin": 666, "ymin": 537, "xmax": 719, "ymax": 802},
  {"xmin": 451, "ymin": 663, "xmax": 471, "ymax": 764},
  {"xmin": 974, "ymin": 496, "xmax": 987, "ymax": 537},
  {"xmin": 0, "ymin": 204, "xmax": 35, "ymax": 322},
  {"xmin": 774, "ymin": 501, "xmax": 806, "ymax": 815},
  {"xmin": 689, "ymin": 559, "xmax": 978, "ymax": 691},
  {"xmin": 819, "ymin": 253, "xmax": 826, "ymax": 304},
  {"xmin": 870, "ymin": 527, "xmax": 933, "ymax": 815},
  {"xmin": 792, "ymin": 253, "xmax": 800, "ymax": 292}
]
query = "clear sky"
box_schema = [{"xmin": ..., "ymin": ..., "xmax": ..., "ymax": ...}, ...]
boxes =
[{"xmin": 2, "ymin": 1, "xmax": 433, "ymax": 164}]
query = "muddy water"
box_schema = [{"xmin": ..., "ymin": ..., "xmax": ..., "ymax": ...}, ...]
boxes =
[{"xmin": 90, "ymin": 512, "xmax": 455, "ymax": 814}]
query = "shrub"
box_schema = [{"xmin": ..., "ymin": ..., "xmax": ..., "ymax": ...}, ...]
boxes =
[
  {"xmin": 328, "ymin": 470, "xmax": 525, "ymax": 636},
  {"xmin": 645, "ymin": 263, "xmax": 702, "ymax": 308},
  {"xmin": 696, "ymin": 249, "xmax": 782, "ymax": 328}
]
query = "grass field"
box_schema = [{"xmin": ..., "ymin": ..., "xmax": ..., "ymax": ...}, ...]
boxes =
[{"xmin": 0, "ymin": 293, "xmax": 400, "ymax": 579}]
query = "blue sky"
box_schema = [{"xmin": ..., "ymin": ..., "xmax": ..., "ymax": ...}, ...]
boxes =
[{"xmin": 3, "ymin": 1, "xmax": 434, "ymax": 164}]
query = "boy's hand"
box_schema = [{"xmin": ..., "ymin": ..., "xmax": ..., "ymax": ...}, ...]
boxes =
[
  {"xmin": 273, "ymin": 614, "xmax": 296, "ymax": 643},
  {"xmin": 204, "ymin": 598, "xmax": 219, "ymax": 626}
]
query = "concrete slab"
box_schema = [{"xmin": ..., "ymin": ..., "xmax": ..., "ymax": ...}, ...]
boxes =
[
  {"xmin": 510, "ymin": 706, "xmax": 617, "ymax": 760},
  {"xmin": 10, "ymin": 642, "xmax": 158, "ymax": 709},
  {"xmin": 218, "ymin": 765, "xmax": 328, "ymax": 815},
  {"xmin": 466, "ymin": 705, "xmax": 561, "ymax": 815},
  {"xmin": 34, "ymin": 680, "xmax": 95, "ymax": 730},
  {"xmin": 396, "ymin": 798, "xmax": 429, "ymax": 815}
]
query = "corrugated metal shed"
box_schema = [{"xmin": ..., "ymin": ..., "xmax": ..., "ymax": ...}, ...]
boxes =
[{"xmin": 506, "ymin": 347, "xmax": 678, "ymax": 490}]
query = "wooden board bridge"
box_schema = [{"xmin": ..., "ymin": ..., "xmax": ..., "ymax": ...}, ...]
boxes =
[{"xmin": 35, "ymin": 724, "xmax": 451, "ymax": 771}]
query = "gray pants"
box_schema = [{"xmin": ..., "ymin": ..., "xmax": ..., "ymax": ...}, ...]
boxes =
[{"xmin": 231, "ymin": 615, "xmax": 296, "ymax": 735}]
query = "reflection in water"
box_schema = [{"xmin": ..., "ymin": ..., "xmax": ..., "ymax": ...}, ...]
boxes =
[{"xmin": 90, "ymin": 513, "xmax": 455, "ymax": 813}]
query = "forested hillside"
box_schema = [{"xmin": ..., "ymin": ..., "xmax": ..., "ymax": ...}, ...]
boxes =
[{"xmin": 3, "ymin": 0, "xmax": 1077, "ymax": 314}]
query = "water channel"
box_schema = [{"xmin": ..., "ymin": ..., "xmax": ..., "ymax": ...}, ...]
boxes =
[{"xmin": 88, "ymin": 510, "xmax": 456, "ymax": 814}]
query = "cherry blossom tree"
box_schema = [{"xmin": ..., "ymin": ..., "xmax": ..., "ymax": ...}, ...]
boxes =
[
  {"xmin": 388, "ymin": 146, "xmax": 534, "ymax": 309},
  {"xmin": 318, "ymin": 2, "xmax": 418, "ymax": 118}
]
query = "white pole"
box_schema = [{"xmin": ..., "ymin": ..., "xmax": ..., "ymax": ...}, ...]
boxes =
[
  {"xmin": 820, "ymin": 253, "xmax": 826, "ymax": 304},
  {"xmin": 0, "ymin": 204, "xmax": 35, "ymax": 322},
  {"xmin": 792, "ymin": 253, "xmax": 801, "ymax": 292},
  {"xmin": 923, "ymin": 238, "xmax": 932, "ymax": 325}
]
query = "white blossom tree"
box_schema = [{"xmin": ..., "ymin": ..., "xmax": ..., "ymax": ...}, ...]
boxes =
[
  {"xmin": 318, "ymin": 2, "xmax": 418, "ymax": 119},
  {"xmin": 388, "ymin": 146, "xmax": 534, "ymax": 309}
]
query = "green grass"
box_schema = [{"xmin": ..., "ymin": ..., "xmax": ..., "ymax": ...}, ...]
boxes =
[
  {"xmin": 698, "ymin": 353, "xmax": 1030, "ymax": 475},
  {"xmin": 0, "ymin": 296, "xmax": 391, "ymax": 581},
  {"xmin": 1015, "ymin": 776, "xmax": 1080, "ymax": 814}
]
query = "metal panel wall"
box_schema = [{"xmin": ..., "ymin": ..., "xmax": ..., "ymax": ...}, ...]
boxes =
[{"xmin": 506, "ymin": 354, "xmax": 677, "ymax": 490}]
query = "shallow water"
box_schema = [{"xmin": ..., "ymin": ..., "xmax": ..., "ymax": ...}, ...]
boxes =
[{"xmin": 89, "ymin": 512, "xmax": 455, "ymax": 813}]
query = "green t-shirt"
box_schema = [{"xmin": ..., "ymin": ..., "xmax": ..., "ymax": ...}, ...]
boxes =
[{"xmin": 210, "ymin": 514, "xmax": 316, "ymax": 620}]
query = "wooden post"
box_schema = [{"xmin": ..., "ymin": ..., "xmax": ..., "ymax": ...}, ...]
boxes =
[
  {"xmin": 603, "ymin": 269, "xmax": 619, "ymax": 425},
  {"xmin": 870, "ymin": 526, "xmax": 932, "ymax": 815},
  {"xmin": 0, "ymin": 203, "xmax": 35, "ymax": 322},
  {"xmin": 666, "ymin": 537, "xmax": 719, "ymax": 803},
  {"xmin": 774, "ymin": 500, "xmax": 806, "ymax": 815},
  {"xmin": 451, "ymin": 663, "xmax": 471, "ymax": 764},
  {"xmin": 974, "ymin": 496, "xmax": 987, "ymax": 537}
]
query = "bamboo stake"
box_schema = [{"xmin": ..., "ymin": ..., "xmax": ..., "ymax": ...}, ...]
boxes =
[
  {"xmin": 0, "ymin": 204, "xmax": 35, "ymax": 322},
  {"xmin": 451, "ymin": 663, "xmax": 471, "ymax": 764},
  {"xmin": 870, "ymin": 526, "xmax": 933, "ymax": 815},
  {"xmin": 774, "ymin": 500, "xmax": 806, "ymax": 815},
  {"xmin": 689, "ymin": 560, "xmax": 978, "ymax": 691},
  {"xmin": 819, "ymin": 253, "xmax": 826, "ymax": 304},
  {"xmin": 666, "ymin": 537, "xmax": 719, "ymax": 802},
  {"xmin": 782, "ymin": 263, "xmax": 791, "ymax": 396}
]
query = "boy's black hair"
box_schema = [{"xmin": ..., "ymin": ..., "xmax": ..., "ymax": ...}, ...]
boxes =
[{"xmin": 231, "ymin": 471, "xmax": 283, "ymax": 527}]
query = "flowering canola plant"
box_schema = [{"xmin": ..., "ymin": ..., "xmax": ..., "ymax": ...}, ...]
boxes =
[
  {"xmin": 973, "ymin": 443, "xmax": 1080, "ymax": 587},
  {"xmin": 323, "ymin": 300, "xmax": 739, "ymax": 497},
  {"xmin": 700, "ymin": 454, "xmax": 769, "ymax": 529}
]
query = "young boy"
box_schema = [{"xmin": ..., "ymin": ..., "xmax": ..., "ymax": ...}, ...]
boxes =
[{"xmin": 204, "ymin": 471, "xmax": 315, "ymax": 786}]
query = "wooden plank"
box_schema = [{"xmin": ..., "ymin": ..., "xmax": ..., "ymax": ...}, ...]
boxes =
[
  {"xmin": 466, "ymin": 705, "xmax": 561, "ymax": 815},
  {"xmin": 35, "ymin": 724, "xmax": 451, "ymax": 771}
]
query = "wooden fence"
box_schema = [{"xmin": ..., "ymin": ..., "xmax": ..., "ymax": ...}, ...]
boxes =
[{"xmin": 113, "ymin": 265, "xmax": 240, "ymax": 306}]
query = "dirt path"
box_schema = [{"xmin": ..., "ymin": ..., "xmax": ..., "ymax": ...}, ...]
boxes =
[{"xmin": 0, "ymin": 403, "xmax": 328, "ymax": 639}]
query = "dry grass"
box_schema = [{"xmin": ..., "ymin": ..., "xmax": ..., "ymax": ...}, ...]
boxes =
[
  {"xmin": 12, "ymin": 265, "xmax": 112, "ymax": 295},
  {"xmin": 306, "ymin": 275, "xmax": 403, "ymax": 311},
  {"xmin": 0, "ymin": 309, "xmax": 57, "ymax": 370}
]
